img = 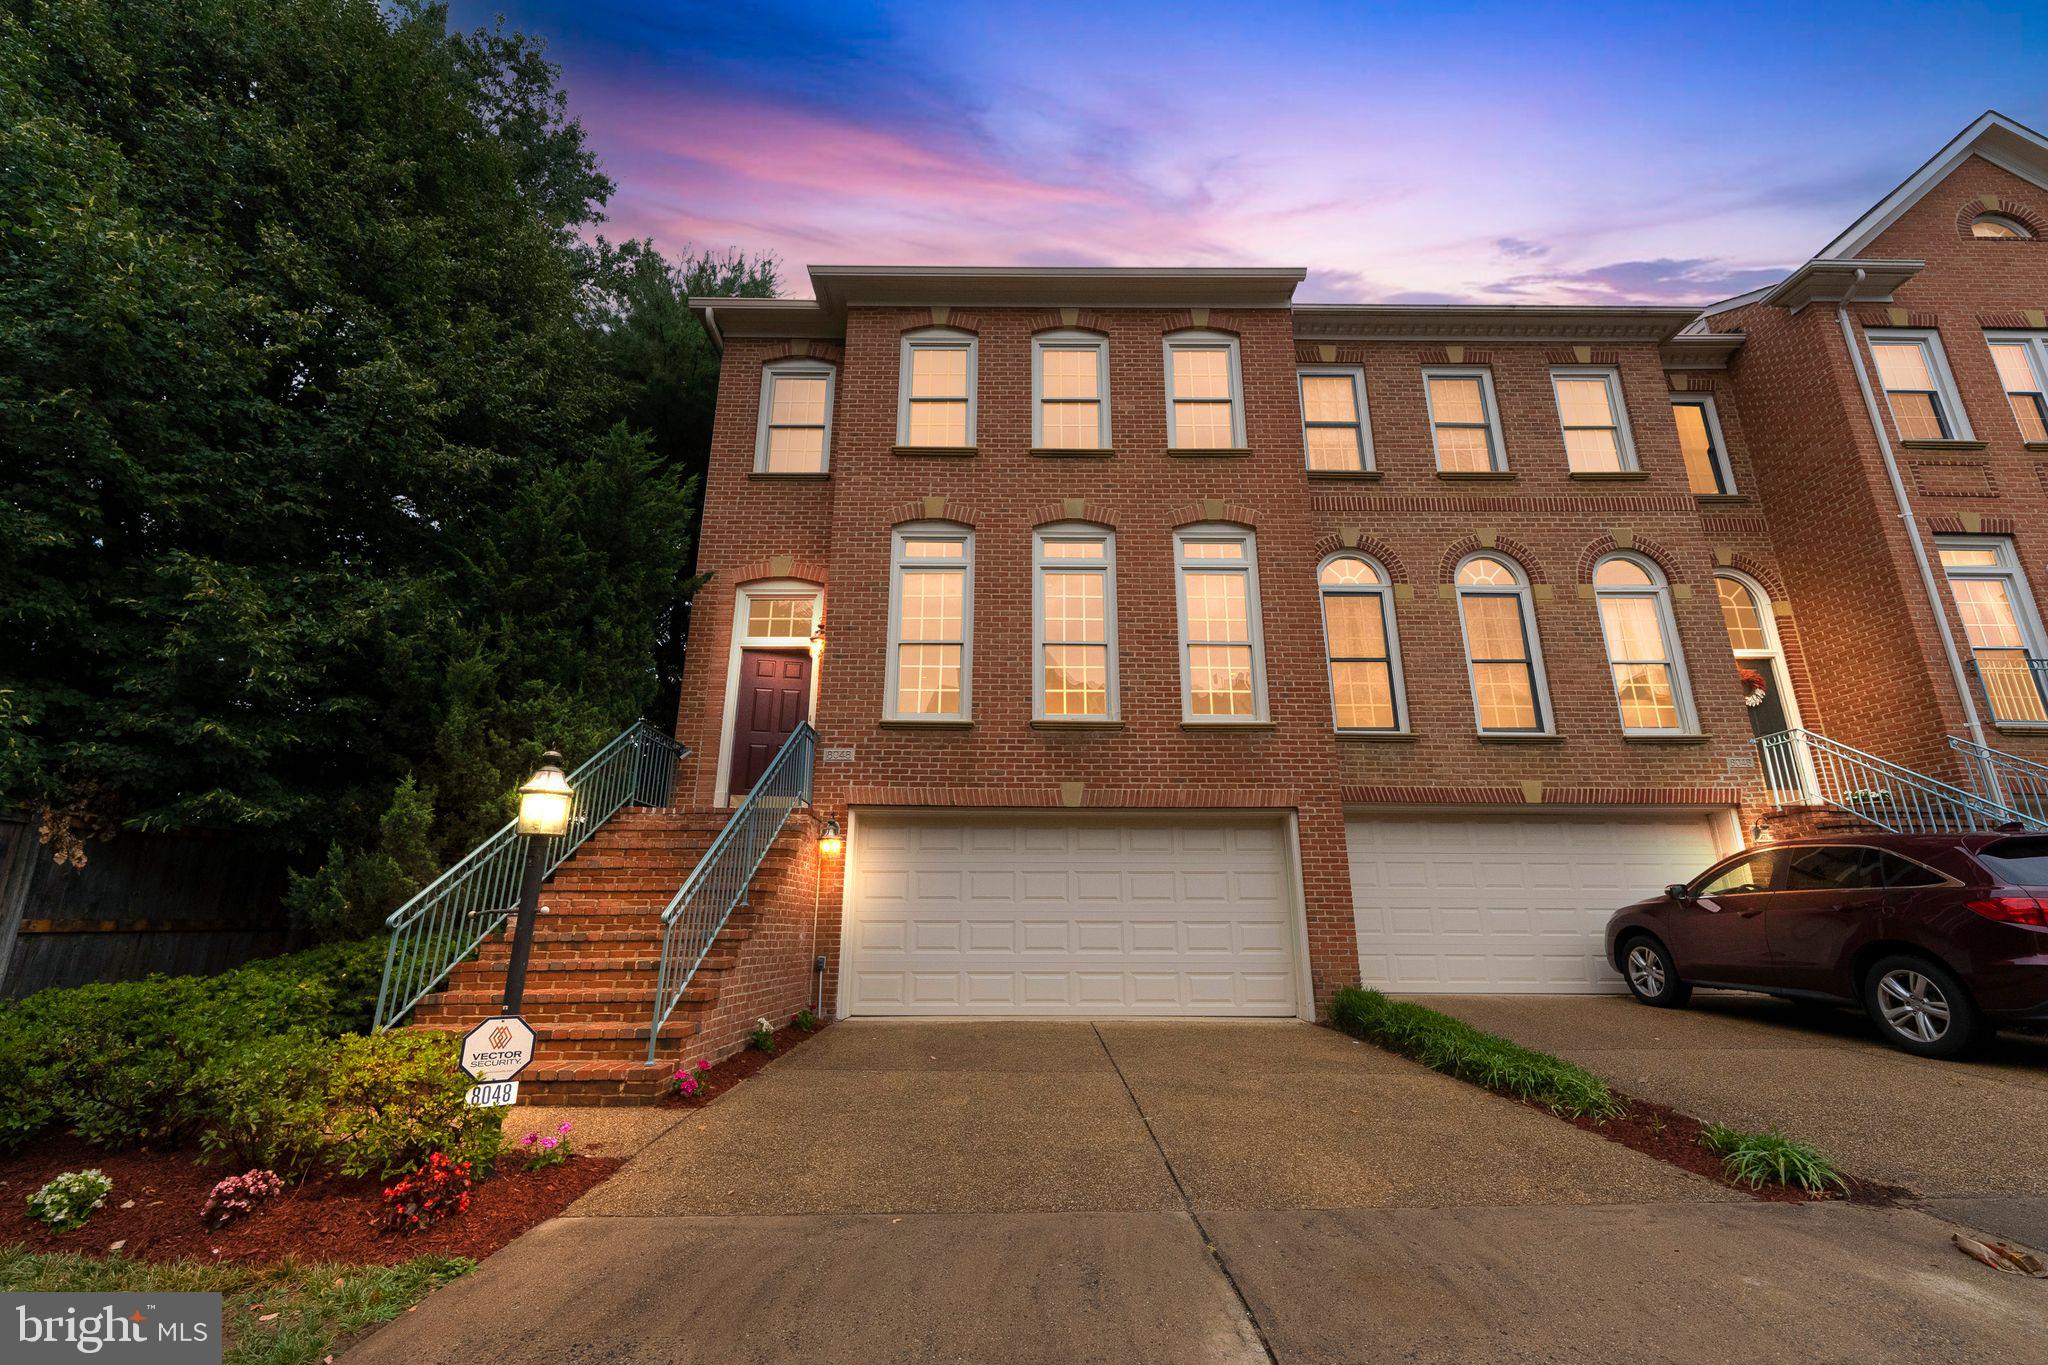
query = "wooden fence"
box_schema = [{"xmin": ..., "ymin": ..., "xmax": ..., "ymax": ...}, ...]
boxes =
[{"xmin": 0, "ymin": 817, "xmax": 289, "ymax": 999}]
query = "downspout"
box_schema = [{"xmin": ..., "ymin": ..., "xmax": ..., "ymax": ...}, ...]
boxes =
[{"xmin": 1834, "ymin": 270, "xmax": 1993, "ymax": 769}]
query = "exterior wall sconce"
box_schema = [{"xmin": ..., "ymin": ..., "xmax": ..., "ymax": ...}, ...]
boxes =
[{"xmin": 818, "ymin": 816, "xmax": 843, "ymax": 857}]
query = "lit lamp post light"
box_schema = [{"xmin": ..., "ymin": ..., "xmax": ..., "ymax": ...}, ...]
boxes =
[
  {"xmin": 808, "ymin": 617, "xmax": 827, "ymax": 662},
  {"xmin": 818, "ymin": 816, "xmax": 843, "ymax": 858},
  {"xmin": 504, "ymin": 750, "xmax": 574, "ymax": 1014}
]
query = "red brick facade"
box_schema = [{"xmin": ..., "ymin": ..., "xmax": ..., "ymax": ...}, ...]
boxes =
[{"xmin": 672, "ymin": 118, "xmax": 2048, "ymax": 1017}]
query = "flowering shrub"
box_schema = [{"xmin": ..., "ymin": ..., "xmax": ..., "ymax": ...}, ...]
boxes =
[
  {"xmin": 518, "ymin": 1122, "xmax": 574, "ymax": 1171},
  {"xmin": 747, "ymin": 1017, "xmax": 776, "ymax": 1054},
  {"xmin": 201, "ymin": 1169, "xmax": 285, "ymax": 1228},
  {"xmin": 326, "ymin": 1032, "xmax": 501, "ymax": 1179},
  {"xmin": 671, "ymin": 1058, "xmax": 713, "ymax": 1101},
  {"xmin": 28, "ymin": 1169, "xmax": 113, "ymax": 1231},
  {"xmin": 379, "ymin": 1152, "xmax": 474, "ymax": 1234}
]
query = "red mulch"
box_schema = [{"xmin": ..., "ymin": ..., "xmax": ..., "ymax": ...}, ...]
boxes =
[
  {"xmin": 0, "ymin": 1135, "xmax": 621, "ymax": 1266},
  {"xmin": 1555, "ymin": 1094, "xmax": 1911, "ymax": 1206},
  {"xmin": 657, "ymin": 1019, "xmax": 828, "ymax": 1108}
]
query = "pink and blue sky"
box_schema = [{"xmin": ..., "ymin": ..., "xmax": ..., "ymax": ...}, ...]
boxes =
[{"xmin": 455, "ymin": 1, "xmax": 2047, "ymax": 305}]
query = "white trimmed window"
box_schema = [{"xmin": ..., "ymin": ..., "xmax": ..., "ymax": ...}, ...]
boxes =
[
  {"xmin": 1298, "ymin": 367, "xmax": 1372, "ymax": 471},
  {"xmin": 1455, "ymin": 554, "xmax": 1548, "ymax": 733},
  {"xmin": 1936, "ymin": 536, "xmax": 2048, "ymax": 725},
  {"xmin": 1173, "ymin": 526, "xmax": 1267, "ymax": 721},
  {"xmin": 1972, "ymin": 213, "xmax": 2033, "ymax": 240},
  {"xmin": 1033, "ymin": 526, "xmax": 1117, "ymax": 720},
  {"xmin": 1033, "ymin": 332, "xmax": 1111, "ymax": 451},
  {"xmin": 1593, "ymin": 555, "xmax": 1696, "ymax": 735},
  {"xmin": 897, "ymin": 330, "xmax": 977, "ymax": 448},
  {"xmin": 1671, "ymin": 395, "xmax": 1735, "ymax": 495},
  {"xmin": 755, "ymin": 360, "xmax": 834, "ymax": 473},
  {"xmin": 1424, "ymin": 368, "xmax": 1505, "ymax": 472},
  {"xmin": 1319, "ymin": 555, "xmax": 1403, "ymax": 732},
  {"xmin": 1988, "ymin": 334, "xmax": 2048, "ymax": 443},
  {"xmin": 1868, "ymin": 330, "xmax": 1973, "ymax": 442},
  {"xmin": 1551, "ymin": 368, "xmax": 1637, "ymax": 473},
  {"xmin": 885, "ymin": 526, "xmax": 972, "ymax": 721},
  {"xmin": 1164, "ymin": 332, "xmax": 1245, "ymax": 450}
]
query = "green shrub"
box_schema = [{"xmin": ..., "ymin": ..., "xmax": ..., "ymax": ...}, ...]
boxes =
[
  {"xmin": 1327, "ymin": 987, "xmax": 1625, "ymax": 1119},
  {"xmin": 27, "ymin": 1170, "xmax": 114, "ymax": 1231},
  {"xmin": 284, "ymin": 778, "xmax": 441, "ymax": 943},
  {"xmin": 193, "ymin": 1033, "xmax": 334, "ymax": 1176},
  {"xmin": 0, "ymin": 938, "xmax": 387, "ymax": 1154},
  {"xmin": 323, "ymin": 1032, "xmax": 501, "ymax": 1179},
  {"xmin": 1700, "ymin": 1123, "xmax": 1849, "ymax": 1193}
]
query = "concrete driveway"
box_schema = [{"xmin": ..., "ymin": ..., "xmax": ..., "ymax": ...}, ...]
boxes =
[
  {"xmin": 346, "ymin": 1020, "xmax": 2048, "ymax": 1364},
  {"xmin": 1427, "ymin": 991, "xmax": 2048, "ymax": 1240}
]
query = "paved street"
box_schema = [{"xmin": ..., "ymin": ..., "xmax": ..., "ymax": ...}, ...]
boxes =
[{"xmin": 346, "ymin": 1019, "xmax": 2048, "ymax": 1363}]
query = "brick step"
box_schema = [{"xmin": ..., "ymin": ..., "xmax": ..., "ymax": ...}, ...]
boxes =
[
  {"xmin": 415, "ymin": 1019, "xmax": 694, "ymax": 1062},
  {"xmin": 546, "ymin": 857, "xmax": 796, "ymax": 894},
  {"xmin": 413, "ymin": 988, "xmax": 712, "ymax": 1028},
  {"xmin": 510, "ymin": 1062, "xmax": 675, "ymax": 1107}
]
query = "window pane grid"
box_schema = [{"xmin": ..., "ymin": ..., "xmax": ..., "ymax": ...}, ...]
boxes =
[
  {"xmin": 1301, "ymin": 373, "xmax": 1366, "ymax": 471},
  {"xmin": 764, "ymin": 373, "xmax": 829, "ymax": 473},
  {"xmin": 1556, "ymin": 376, "xmax": 1626, "ymax": 474},
  {"xmin": 1176, "ymin": 532, "xmax": 1260, "ymax": 720},
  {"xmin": 746, "ymin": 598, "xmax": 814, "ymax": 640},
  {"xmin": 1459, "ymin": 584, "xmax": 1541, "ymax": 732},
  {"xmin": 1871, "ymin": 340, "xmax": 1953, "ymax": 440},
  {"xmin": 1991, "ymin": 340, "xmax": 2048, "ymax": 443},
  {"xmin": 1718, "ymin": 578, "xmax": 1769, "ymax": 652},
  {"xmin": 1169, "ymin": 342, "xmax": 1238, "ymax": 449},
  {"xmin": 1323, "ymin": 589, "xmax": 1397, "ymax": 731}
]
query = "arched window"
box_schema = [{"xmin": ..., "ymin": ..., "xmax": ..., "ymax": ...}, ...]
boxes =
[
  {"xmin": 1455, "ymin": 554, "xmax": 1548, "ymax": 734},
  {"xmin": 1971, "ymin": 213, "xmax": 2033, "ymax": 240},
  {"xmin": 1594, "ymin": 555, "xmax": 1695, "ymax": 734},
  {"xmin": 1318, "ymin": 555, "xmax": 1403, "ymax": 732}
]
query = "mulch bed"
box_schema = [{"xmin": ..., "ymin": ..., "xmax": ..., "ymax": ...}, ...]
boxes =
[
  {"xmin": 0, "ymin": 1135, "xmax": 620, "ymax": 1265},
  {"xmin": 657, "ymin": 1018, "xmax": 828, "ymax": 1108},
  {"xmin": 1553, "ymin": 1094, "xmax": 1911, "ymax": 1206}
]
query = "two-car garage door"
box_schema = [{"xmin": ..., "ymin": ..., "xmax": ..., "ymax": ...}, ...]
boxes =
[
  {"xmin": 843, "ymin": 815, "xmax": 1298, "ymax": 1016},
  {"xmin": 1347, "ymin": 811, "xmax": 1729, "ymax": 993}
]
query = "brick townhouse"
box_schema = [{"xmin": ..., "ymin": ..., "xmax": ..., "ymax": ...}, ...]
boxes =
[
  {"xmin": 408, "ymin": 110, "xmax": 2048, "ymax": 1100},
  {"xmin": 657, "ymin": 109, "xmax": 2048, "ymax": 1028}
]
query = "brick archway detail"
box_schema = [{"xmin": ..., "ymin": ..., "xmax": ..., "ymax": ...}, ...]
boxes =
[
  {"xmin": 1576, "ymin": 534, "xmax": 1685, "ymax": 585},
  {"xmin": 1310, "ymin": 533, "xmax": 1408, "ymax": 582},
  {"xmin": 1436, "ymin": 534, "xmax": 1548, "ymax": 584}
]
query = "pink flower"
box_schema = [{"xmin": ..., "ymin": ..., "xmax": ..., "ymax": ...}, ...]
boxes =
[
  {"xmin": 696, "ymin": 1059, "xmax": 712, "ymax": 1072},
  {"xmin": 558, "ymin": 1121, "xmax": 573, "ymax": 1135},
  {"xmin": 679, "ymin": 1078, "xmax": 698, "ymax": 1096},
  {"xmin": 520, "ymin": 1132, "xmax": 536, "ymax": 1147}
]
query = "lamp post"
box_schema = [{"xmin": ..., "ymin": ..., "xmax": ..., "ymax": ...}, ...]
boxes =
[{"xmin": 505, "ymin": 750, "xmax": 574, "ymax": 1015}]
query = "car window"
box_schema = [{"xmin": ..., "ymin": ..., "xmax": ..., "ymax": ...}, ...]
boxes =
[
  {"xmin": 1978, "ymin": 837, "xmax": 2048, "ymax": 888},
  {"xmin": 1877, "ymin": 851, "xmax": 1947, "ymax": 888},
  {"xmin": 1785, "ymin": 846, "xmax": 1884, "ymax": 891},
  {"xmin": 1696, "ymin": 851, "xmax": 1782, "ymax": 896}
]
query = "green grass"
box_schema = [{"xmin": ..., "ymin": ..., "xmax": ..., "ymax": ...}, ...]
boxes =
[
  {"xmin": 0, "ymin": 1246, "xmax": 472, "ymax": 1365},
  {"xmin": 1327, "ymin": 987, "xmax": 1626, "ymax": 1119},
  {"xmin": 1699, "ymin": 1123, "xmax": 1850, "ymax": 1194}
]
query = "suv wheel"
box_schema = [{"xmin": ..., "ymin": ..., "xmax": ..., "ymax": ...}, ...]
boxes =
[
  {"xmin": 1621, "ymin": 935, "xmax": 1692, "ymax": 1008},
  {"xmin": 1862, "ymin": 954, "xmax": 1983, "ymax": 1059}
]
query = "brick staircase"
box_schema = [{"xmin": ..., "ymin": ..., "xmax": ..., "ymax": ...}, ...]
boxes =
[{"xmin": 410, "ymin": 806, "xmax": 805, "ymax": 1105}]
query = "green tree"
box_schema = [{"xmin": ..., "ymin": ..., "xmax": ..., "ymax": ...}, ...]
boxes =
[
  {"xmin": 587, "ymin": 242, "xmax": 779, "ymax": 724},
  {"xmin": 0, "ymin": 0, "xmax": 698, "ymax": 929}
]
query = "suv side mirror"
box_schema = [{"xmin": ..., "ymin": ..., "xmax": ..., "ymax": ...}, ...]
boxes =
[{"xmin": 1665, "ymin": 883, "xmax": 1693, "ymax": 901}]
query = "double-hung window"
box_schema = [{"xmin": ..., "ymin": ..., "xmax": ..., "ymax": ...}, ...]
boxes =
[
  {"xmin": 1174, "ymin": 527, "xmax": 1267, "ymax": 721},
  {"xmin": 885, "ymin": 528, "xmax": 972, "ymax": 721},
  {"xmin": 1164, "ymin": 333, "xmax": 1245, "ymax": 450},
  {"xmin": 1551, "ymin": 369, "xmax": 1637, "ymax": 473},
  {"xmin": 1988, "ymin": 334, "xmax": 2048, "ymax": 443},
  {"xmin": 1298, "ymin": 367, "xmax": 1372, "ymax": 471},
  {"xmin": 1593, "ymin": 555, "xmax": 1696, "ymax": 735},
  {"xmin": 1424, "ymin": 369, "xmax": 1505, "ymax": 472},
  {"xmin": 756, "ymin": 360, "xmax": 834, "ymax": 473},
  {"xmin": 1033, "ymin": 527, "xmax": 1116, "ymax": 720},
  {"xmin": 1936, "ymin": 536, "xmax": 2048, "ymax": 724},
  {"xmin": 1671, "ymin": 396, "xmax": 1735, "ymax": 495},
  {"xmin": 1033, "ymin": 332, "xmax": 1111, "ymax": 451},
  {"xmin": 1319, "ymin": 556, "xmax": 1403, "ymax": 731},
  {"xmin": 898, "ymin": 330, "xmax": 977, "ymax": 448},
  {"xmin": 1455, "ymin": 554, "xmax": 1548, "ymax": 733},
  {"xmin": 1868, "ymin": 331, "xmax": 1972, "ymax": 442}
]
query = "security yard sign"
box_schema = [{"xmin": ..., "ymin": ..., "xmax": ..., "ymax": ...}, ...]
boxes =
[{"xmin": 460, "ymin": 1015, "xmax": 536, "ymax": 1082}]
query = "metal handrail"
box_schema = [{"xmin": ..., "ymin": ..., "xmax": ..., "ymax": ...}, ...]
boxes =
[
  {"xmin": 648, "ymin": 721, "xmax": 815, "ymax": 1061},
  {"xmin": 1947, "ymin": 735, "xmax": 2048, "ymax": 828},
  {"xmin": 1754, "ymin": 728, "xmax": 2041, "ymax": 834},
  {"xmin": 373, "ymin": 719, "xmax": 686, "ymax": 1029},
  {"xmin": 1966, "ymin": 655, "xmax": 2048, "ymax": 727}
]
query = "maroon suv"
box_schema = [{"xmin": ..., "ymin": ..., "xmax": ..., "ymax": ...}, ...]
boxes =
[{"xmin": 1604, "ymin": 833, "xmax": 2048, "ymax": 1057}]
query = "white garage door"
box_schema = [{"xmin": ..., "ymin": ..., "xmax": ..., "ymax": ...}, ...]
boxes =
[
  {"xmin": 1347, "ymin": 811, "xmax": 1729, "ymax": 993},
  {"xmin": 845, "ymin": 815, "xmax": 1299, "ymax": 1016}
]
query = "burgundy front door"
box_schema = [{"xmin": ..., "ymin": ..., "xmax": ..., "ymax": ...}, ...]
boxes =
[{"xmin": 732, "ymin": 650, "xmax": 812, "ymax": 795}]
